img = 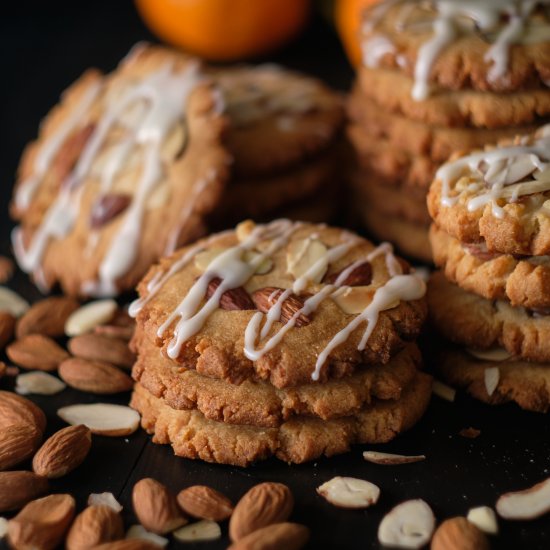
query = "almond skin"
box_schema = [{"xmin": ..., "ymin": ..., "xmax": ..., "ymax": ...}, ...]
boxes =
[
  {"xmin": 32, "ymin": 424, "xmax": 91, "ymax": 479},
  {"xmin": 0, "ymin": 471, "xmax": 49, "ymax": 513},
  {"xmin": 206, "ymin": 277, "xmax": 256, "ymax": 311},
  {"xmin": 229, "ymin": 482, "xmax": 294, "ymax": 542},
  {"xmin": 59, "ymin": 358, "xmax": 134, "ymax": 394},
  {"xmin": 132, "ymin": 478, "xmax": 187, "ymax": 535},
  {"xmin": 90, "ymin": 193, "xmax": 132, "ymax": 229},
  {"xmin": 324, "ymin": 261, "xmax": 373, "ymax": 286},
  {"xmin": 431, "ymin": 517, "xmax": 490, "ymax": 550},
  {"xmin": 0, "ymin": 311, "xmax": 16, "ymax": 349},
  {"xmin": 7, "ymin": 334, "xmax": 69, "ymax": 371},
  {"xmin": 0, "ymin": 390, "xmax": 46, "ymax": 433},
  {"xmin": 252, "ymin": 288, "xmax": 310, "ymax": 327},
  {"xmin": 16, "ymin": 296, "xmax": 79, "ymax": 339},
  {"xmin": 228, "ymin": 522, "xmax": 310, "ymax": 550},
  {"xmin": 0, "ymin": 424, "xmax": 41, "ymax": 471},
  {"xmin": 8, "ymin": 493, "xmax": 75, "ymax": 550},
  {"xmin": 177, "ymin": 485, "xmax": 234, "ymax": 521},
  {"xmin": 68, "ymin": 334, "xmax": 135, "ymax": 369},
  {"xmin": 66, "ymin": 505, "xmax": 124, "ymax": 550}
]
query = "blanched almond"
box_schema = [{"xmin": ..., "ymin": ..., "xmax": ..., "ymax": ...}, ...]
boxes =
[
  {"xmin": 467, "ymin": 506, "xmax": 498, "ymax": 535},
  {"xmin": 317, "ymin": 477, "xmax": 380, "ymax": 509},
  {"xmin": 173, "ymin": 520, "xmax": 222, "ymax": 542},
  {"xmin": 15, "ymin": 371, "xmax": 66, "ymax": 396},
  {"xmin": 7, "ymin": 334, "xmax": 69, "ymax": 371},
  {"xmin": 0, "ymin": 287, "xmax": 29, "ymax": 317},
  {"xmin": 177, "ymin": 486, "xmax": 233, "ymax": 521},
  {"xmin": 66, "ymin": 505, "xmax": 124, "ymax": 550},
  {"xmin": 16, "ymin": 296, "xmax": 79, "ymax": 338},
  {"xmin": 59, "ymin": 358, "xmax": 133, "ymax": 394},
  {"xmin": 0, "ymin": 471, "xmax": 49, "ymax": 513},
  {"xmin": 65, "ymin": 299, "xmax": 118, "ymax": 337}
]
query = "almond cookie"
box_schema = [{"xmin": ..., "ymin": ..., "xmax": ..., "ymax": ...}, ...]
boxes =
[
  {"xmin": 428, "ymin": 271, "xmax": 550, "ymax": 364},
  {"xmin": 129, "ymin": 220, "xmax": 427, "ymax": 388},
  {"xmin": 430, "ymin": 224, "xmax": 550, "ymax": 309},
  {"xmin": 130, "ymin": 371, "xmax": 432, "ymax": 466},
  {"xmin": 428, "ymin": 125, "xmax": 550, "ymax": 256},
  {"xmin": 11, "ymin": 44, "xmax": 230, "ymax": 297},
  {"xmin": 132, "ymin": 329, "xmax": 422, "ymax": 428},
  {"xmin": 437, "ymin": 346, "xmax": 550, "ymax": 413},
  {"xmin": 215, "ymin": 64, "xmax": 344, "ymax": 178},
  {"xmin": 361, "ymin": 1, "xmax": 550, "ymax": 101}
]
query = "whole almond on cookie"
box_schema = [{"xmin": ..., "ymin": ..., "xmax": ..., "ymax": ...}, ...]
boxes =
[
  {"xmin": 228, "ymin": 522, "xmax": 310, "ymax": 550},
  {"xmin": 68, "ymin": 334, "xmax": 135, "ymax": 369},
  {"xmin": 177, "ymin": 485, "xmax": 234, "ymax": 521},
  {"xmin": 431, "ymin": 517, "xmax": 489, "ymax": 550},
  {"xmin": 16, "ymin": 296, "xmax": 79, "ymax": 338},
  {"xmin": 324, "ymin": 261, "xmax": 373, "ymax": 286},
  {"xmin": 59, "ymin": 358, "xmax": 133, "ymax": 394},
  {"xmin": 0, "ymin": 311, "xmax": 16, "ymax": 349},
  {"xmin": 252, "ymin": 288, "xmax": 310, "ymax": 327},
  {"xmin": 32, "ymin": 424, "xmax": 91, "ymax": 478},
  {"xmin": 7, "ymin": 334, "xmax": 69, "ymax": 371},
  {"xmin": 0, "ymin": 471, "xmax": 49, "ymax": 513},
  {"xmin": 8, "ymin": 493, "xmax": 75, "ymax": 550},
  {"xmin": 0, "ymin": 424, "xmax": 41, "ymax": 471},
  {"xmin": 132, "ymin": 478, "xmax": 187, "ymax": 535},
  {"xmin": 93, "ymin": 541, "xmax": 161, "ymax": 550},
  {"xmin": 206, "ymin": 277, "xmax": 256, "ymax": 311},
  {"xmin": 0, "ymin": 390, "xmax": 46, "ymax": 433},
  {"xmin": 229, "ymin": 482, "xmax": 294, "ymax": 542},
  {"xmin": 66, "ymin": 505, "xmax": 124, "ymax": 550}
]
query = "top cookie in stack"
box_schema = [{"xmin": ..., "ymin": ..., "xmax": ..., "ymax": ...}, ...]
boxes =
[
  {"xmin": 427, "ymin": 125, "xmax": 550, "ymax": 412},
  {"xmin": 347, "ymin": 0, "xmax": 550, "ymax": 262}
]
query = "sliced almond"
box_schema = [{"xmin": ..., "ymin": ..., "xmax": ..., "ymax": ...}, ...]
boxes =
[
  {"xmin": 8, "ymin": 493, "xmax": 75, "ymax": 550},
  {"xmin": 195, "ymin": 248, "xmax": 272, "ymax": 275},
  {"xmin": 432, "ymin": 380, "xmax": 456, "ymax": 402},
  {"xmin": 0, "ymin": 311, "xmax": 16, "ymax": 349},
  {"xmin": 0, "ymin": 471, "xmax": 49, "ymax": 513},
  {"xmin": 378, "ymin": 499, "xmax": 435, "ymax": 549},
  {"xmin": 363, "ymin": 451, "xmax": 426, "ymax": 465},
  {"xmin": 68, "ymin": 334, "xmax": 135, "ymax": 369},
  {"xmin": 125, "ymin": 524, "xmax": 168, "ymax": 547},
  {"xmin": 467, "ymin": 506, "xmax": 498, "ymax": 535},
  {"xmin": 0, "ymin": 516, "xmax": 7, "ymax": 538},
  {"xmin": 467, "ymin": 347, "xmax": 512, "ymax": 362},
  {"xmin": 0, "ymin": 391, "xmax": 47, "ymax": 434},
  {"xmin": 227, "ymin": 523, "xmax": 309, "ymax": 550},
  {"xmin": 15, "ymin": 371, "xmax": 66, "ymax": 396},
  {"xmin": 65, "ymin": 299, "xmax": 118, "ymax": 337},
  {"xmin": 496, "ymin": 477, "xmax": 550, "ymax": 520},
  {"xmin": 147, "ymin": 182, "xmax": 171, "ymax": 210},
  {"xmin": 0, "ymin": 423, "xmax": 41, "ymax": 471},
  {"xmin": 59, "ymin": 357, "xmax": 133, "ymax": 394},
  {"xmin": 88, "ymin": 493, "xmax": 123, "ymax": 513},
  {"xmin": 173, "ymin": 520, "xmax": 222, "ymax": 542},
  {"xmin": 0, "ymin": 287, "xmax": 29, "ymax": 317},
  {"xmin": 317, "ymin": 477, "xmax": 380, "ymax": 509},
  {"xmin": 484, "ymin": 367, "xmax": 500, "ymax": 397},
  {"xmin": 333, "ymin": 286, "xmax": 376, "ymax": 314},
  {"xmin": 16, "ymin": 296, "xmax": 79, "ymax": 338},
  {"xmin": 431, "ymin": 517, "xmax": 489, "ymax": 550},
  {"xmin": 7, "ymin": 334, "xmax": 69, "ymax": 371},
  {"xmin": 177, "ymin": 485, "xmax": 233, "ymax": 521},
  {"xmin": 57, "ymin": 403, "xmax": 140, "ymax": 437},
  {"xmin": 286, "ymin": 237, "xmax": 328, "ymax": 283},
  {"xmin": 66, "ymin": 505, "xmax": 124, "ymax": 550}
]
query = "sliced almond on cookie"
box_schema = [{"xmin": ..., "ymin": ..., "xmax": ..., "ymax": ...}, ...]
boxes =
[
  {"xmin": 333, "ymin": 286, "xmax": 376, "ymax": 314},
  {"xmin": 363, "ymin": 451, "xmax": 425, "ymax": 465},
  {"xmin": 496, "ymin": 477, "xmax": 550, "ymax": 520},
  {"xmin": 65, "ymin": 299, "xmax": 118, "ymax": 337},
  {"xmin": 286, "ymin": 238, "xmax": 328, "ymax": 283},
  {"xmin": 195, "ymin": 248, "xmax": 272, "ymax": 275},
  {"xmin": 317, "ymin": 477, "xmax": 380, "ymax": 509},
  {"xmin": 57, "ymin": 404, "xmax": 140, "ymax": 437}
]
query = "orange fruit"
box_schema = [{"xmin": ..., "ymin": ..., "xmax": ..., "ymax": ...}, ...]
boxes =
[
  {"xmin": 335, "ymin": 0, "xmax": 380, "ymax": 66},
  {"xmin": 135, "ymin": 0, "xmax": 311, "ymax": 61}
]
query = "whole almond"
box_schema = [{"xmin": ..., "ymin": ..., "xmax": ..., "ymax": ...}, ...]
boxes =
[
  {"xmin": 0, "ymin": 391, "xmax": 46, "ymax": 433},
  {"xmin": 32, "ymin": 424, "xmax": 91, "ymax": 479},
  {"xmin": 59, "ymin": 358, "xmax": 133, "ymax": 394},
  {"xmin": 66, "ymin": 505, "xmax": 124, "ymax": 550},
  {"xmin": 68, "ymin": 334, "xmax": 135, "ymax": 369},
  {"xmin": 0, "ymin": 311, "xmax": 15, "ymax": 349},
  {"xmin": 0, "ymin": 256, "xmax": 14, "ymax": 283},
  {"xmin": 177, "ymin": 485, "xmax": 234, "ymax": 521},
  {"xmin": 252, "ymin": 288, "xmax": 310, "ymax": 327},
  {"xmin": 132, "ymin": 478, "xmax": 187, "ymax": 535},
  {"xmin": 16, "ymin": 296, "xmax": 79, "ymax": 338},
  {"xmin": 90, "ymin": 194, "xmax": 132, "ymax": 229},
  {"xmin": 206, "ymin": 277, "xmax": 256, "ymax": 311},
  {"xmin": 51, "ymin": 124, "xmax": 94, "ymax": 183},
  {"xmin": 229, "ymin": 482, "xmax": 294, "ymax": 542},
  {"xmin": 324, "ymin": 261, "xmax": 373, "ymax": 286},
  {"xmin": 8, "ymin": 493, "xmax": 75, "ymax": 550},
  {"xmin": 7, "ymin": 334, "xmax": 69, "ymax": 371},
  {"xmin": 431, "ymin": 517, "xmax": 489, "ymax": 550},
  {"xmin": 93, "ymin": 541, "xmax": 161, "ymax": 550},
  {"xmin": 0, "ymin": 471, "xmax": 49, "ymax": 512},
  {"xmin": 228, "ymin": 522, "xmax": 310, "ymax": 550},
  {"xmin": 0, "ymin": 424, "xmax": 41, "ymax": 471}
]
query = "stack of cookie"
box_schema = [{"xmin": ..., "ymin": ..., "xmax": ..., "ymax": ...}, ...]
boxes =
[
  {"xmin": 427, "ymin": 125, "xmax": 550, "ymax": 412},
  {"xmin": 347, "ymin": 0, "xmax": 550, "ymax": 263},
  {"xmin": 129, "ymin": 220, "xmax": 432, "ymax": 466},
  {"xmin": 212, "ymin": 65, "xmax": 345, "ymax": 226}
]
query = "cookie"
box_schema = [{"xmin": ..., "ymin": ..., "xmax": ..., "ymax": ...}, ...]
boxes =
[
  {"xmin": 437, "ymin": 346, "xmax": 550, "ymax": 413},
  {"xmin": 356, "ymin": 206, "xmax": 432, "ymax": 264},
  {"xmin": 132, "ymin": 329, "xmax": 422, "ymax": 428},
  {"xmin": 357, "ymin": 68, "xmax": 550, "ymax": 129},
  {"xmin": 130, "ymin": 220, "xmax": 427, "ymax": 389},
  {"xmin": 361, "ymin": 1, "xmax": 550, "ymax": 100},
  {"xmin": 428, "ymin": 271, "xmax": 550, "ymax": 364},
  {"xmin": 130, "ymin": 371, "xmax": 432, "ymax": 466},
  {"xmin": 427, "ymin": 125, "xmax": 550, "ymax": 256},
  {"xmin": 11, "ymin": 44, "xmax": 230, "ymax": 297},
  {"xmin": 430, "ymin": 224, "xmax": 550, "ymax": 309},
  {"xmin": 215, "ymin": 64, "xmax": 344, "ymax": 178}
]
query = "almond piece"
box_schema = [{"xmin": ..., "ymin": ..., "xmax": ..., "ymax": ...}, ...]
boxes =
[
  {"xmin": 484, "ymin": 367, "xmax": 500, "ymax": 397},
  {"xmin": 316, "ymin": 477, "xmax": 380, "ymax": 509},
  {"xmin": 59, "ymin": 358, "xmax": 133, "ymax": 394},
  {"xmin": 88, "ymin": 493, "xmax": 123, "ymax": 513},
  {"xmin": 125, "ymin": 524, "xmax": 168, "ymax": 546},
  {"xmin": 467, "ymin": 506, "xmax": 498, "ymax": 535},
  {"xmin": 0, "ymin": 311, "xmax": 15, "ymax": 349},
  {"xmin": 0, "ymin": 471, "xmax": 49, "ymax": 513},
  {"xmin": 333, "ymin": 286, "xmax": 376, "ymax": 315},
  {"xmin": 68, "ymin": 334, "xmax": 135, "ymax": 369},
  {"xmin": 132, "ymin": 478, "xmax": 187, "ymax": 535},
  {"xmin": 229, "ymin": 482, "xmax": 294, "ymax": 542},
  {"xmin": 7, "ymin": 334, "xmax": 69, "ymax": 371},
  {"xmin": 324, "ymin": 261, "xmax": 373, "ymax": 286},
  {"xmin": 16, "ymin": 296, "xmax": 79, "ymax": 338},
  {"xmin": 65, "ymin": 299, "xmax": 118, "ymax": 337},
  {"xmin": 432, "ymin": 380, "xmax": 456, "ymax": 402},
  {"xmin": 228, "ymin": 522, "xmax": 309, "ymax": 550},
  {"xmin": 177, "ymin": 486, "xmax": 233, "ymax": 521},
  {"xmin": 57, "ymin": 403, "xmax": 140, "ymax": 437},
  {"xmin": 0, "ymin": 256, "xmax": 14, "ymax": 284},
  {"xmin": 66, "ymin": 505, "xmax": 124, "ymax": 550},
  {"xmin": 206, "ymin": 278, "xmax": 256, "ymax": 311},
  {"xmin": 173, "ymin": 520, "xmax": 222, "ymax": 542},
  {"xmin": 0, "ymin": 391, "xmax": 47, "ymax": 433},
  {"xmin": 8, "ymin": 493, "xmax": 75, "ymax": 550},
  {"xmin": 0, "ymin": 287, "xmax": 30, "ymax": 317},
  {"xmin": 431, "ymin": 517, "xmax": 489, "ymax": 550},
  {"xmin": 90, "ymin": 194, "xmax": 132, "ymax": 229},
  {"xmin": 252, "ymin": 288, "xmax": 310, "ymax": 327},
  {"xmin": 286, "ymin": 237, "xmax": 328, "ymax": 283},
  {"xmin": 0, "ymin": 424, "xmax": 41, "ymax": 471},
  {"xmin": 0, "ymin": 516, "xmax": 8, "ymax": 537},
  {"xmin": 195, "ymin": 249, "xmax": 272, "ymax": 275},
  {"xmin": 32, "ymin": 424, "xmax": 91, "ymax": 479},
  {"xmin": 15, "ymin": 371, "xmax": 66, "ymax": 396},
  {"xmin": 496, "ymin": 477, "xmax": 550, "ymax": 520},
  {"xmin": 363, "ymin": 451, "xmax": 426, "ymax": 465}
]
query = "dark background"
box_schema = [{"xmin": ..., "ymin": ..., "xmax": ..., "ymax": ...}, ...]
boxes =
[{"xmin": 1, "ymin": 2, "xmax": 549, "ymax": 548}]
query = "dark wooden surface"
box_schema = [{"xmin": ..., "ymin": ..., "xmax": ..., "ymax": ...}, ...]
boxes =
[{"xmin": 1, "ymin": 2, "xmax": 550, "ymax": 548}]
